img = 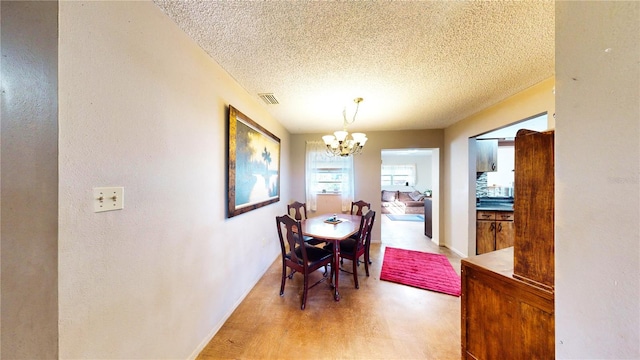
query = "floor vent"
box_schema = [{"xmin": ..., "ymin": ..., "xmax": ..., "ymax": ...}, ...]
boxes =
[{"xmin": 258, "ymin": 93, "xmax": 279, "ymax": 105}]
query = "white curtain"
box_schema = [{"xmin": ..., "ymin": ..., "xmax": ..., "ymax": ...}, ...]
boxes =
[
  {"xmin": 305, "ymin": 141, "xmax": 354, "ymax": 212},
  {"xmin": 381, "ymin": 164, "xmax": 417, "ymax": 186}
]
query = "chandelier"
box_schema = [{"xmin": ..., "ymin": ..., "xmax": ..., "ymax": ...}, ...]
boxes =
[{"xmin": 322, "ymin": 97, "xmax": 368, "ymax": 157}]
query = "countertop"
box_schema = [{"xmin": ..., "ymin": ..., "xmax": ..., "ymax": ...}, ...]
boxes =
[
  {"xmin": 476, "ymin": 203, "xmax": 514, "ymax": 211},
  {"xmin": 476, "ymin": 198, "xmax": 514, "ymax": 211}
]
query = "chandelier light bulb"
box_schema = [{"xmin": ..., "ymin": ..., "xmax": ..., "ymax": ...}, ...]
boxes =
[
  {"xmin": 351, "ymin": 132, "xmax": 366, "ymax": 143},
  {"xmin": 322, "ymin": 135, "xmax": 335, "ymax": 144},
  {"xmin": 334, "ymin": 130, "xmax": 348, "ymax": 142}
]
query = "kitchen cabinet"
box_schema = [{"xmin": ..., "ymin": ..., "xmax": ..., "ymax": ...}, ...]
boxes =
[
  {"xmin": 476, "ymin": 139, "xmax": 498, "ymax": 172},
  {"xmin": 462, "ymin": 129, "xmax": 555, "ymax": 359},
  {"xmin": 476, "ymin": 210, "xmax": 514, "ymax": 255}
]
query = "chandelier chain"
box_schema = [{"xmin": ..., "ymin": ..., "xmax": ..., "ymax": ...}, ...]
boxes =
[{"xmin": 342, "ymin": 98, "xmax": 361, "ymax": 129}]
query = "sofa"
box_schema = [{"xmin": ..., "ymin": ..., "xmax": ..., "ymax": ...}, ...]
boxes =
[{"xmin": 381, "ymin": 190, "xmax": 426, "ymax": 214}]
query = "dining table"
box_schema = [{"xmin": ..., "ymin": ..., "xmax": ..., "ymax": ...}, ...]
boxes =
[{"xmin": 301, "ymin": 213, "xmax": 361, "ymax": 301}]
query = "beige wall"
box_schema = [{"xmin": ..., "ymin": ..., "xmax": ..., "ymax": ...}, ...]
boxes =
[
  {"xmin": 443, "ymin": 77, "xmax": 555, "ymax": 256},
  {"xmin": 0, "ymin": 1, "xmax": 59, "ymax": 358},
  {"xmin": 555, "ymin": 2, "xmax": 639, "ymax": 357},
  {"xmin": 291, "ymin": 129, "xmax": 444, "ymax": 244},
  {"xmin": 58, "ymin": 1, "xmax": 289, "ymax": 358},
  {"xmin": 4, "ymin": 1, "xmax": 638, "ymax": 358}
]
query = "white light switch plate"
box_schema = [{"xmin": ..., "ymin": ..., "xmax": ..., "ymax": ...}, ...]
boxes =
[{"xmin": 93, "ymin": 187, "xmax": 124, "ymax": 212}]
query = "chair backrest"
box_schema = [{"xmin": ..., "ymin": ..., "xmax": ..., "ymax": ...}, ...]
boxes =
[
  {"xmin": 364, "ymin": 210, "xmax": 376, "ymax": 248},
  {"xmin": 276, "ymin": 214, "xmax": 308, "ymax": 267},
  {"xmin": 355, "ymin": 210, "xmax": 376, "ymax": 252},
  {"xmin": 287, "ymin": 201, "xmax": 308, "ymax": 221},
  {"xmin": 350, "ymin": 200, "xmax": 371, "ymax": 215}
]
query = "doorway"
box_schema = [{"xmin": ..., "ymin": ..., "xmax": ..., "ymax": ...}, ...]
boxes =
[
  {"xmin": 468, "ymin": 112, "xmax": 549, "ymax": 255},
  {"xmin": 380, "ymin": 148, "xmax": 440, "ymax": 250}
]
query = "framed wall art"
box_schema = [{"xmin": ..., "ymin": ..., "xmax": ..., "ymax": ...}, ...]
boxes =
[{"xmin": 227, "ymin": 105, "xmax": 280, "ymax": 217}]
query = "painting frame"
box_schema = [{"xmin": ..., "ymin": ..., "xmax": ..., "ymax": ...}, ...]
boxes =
[{"xmin": 227, "ymin": 105, "xmax": 280, "ymax": 218}]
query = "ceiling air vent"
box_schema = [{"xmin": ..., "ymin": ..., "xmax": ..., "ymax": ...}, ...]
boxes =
[{"xmin": 258, "ymin": 93, "xmax": 279, "ymax": 105}]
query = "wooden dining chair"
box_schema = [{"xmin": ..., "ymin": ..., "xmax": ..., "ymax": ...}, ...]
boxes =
[
  {"xmin": 276, "ymin": 214, "xmax": 334, "ymax": 310},
  {"xmin": 287, "ymin": 201, "xmax": 324, "ymax": 245},
  {"xmin": 349, "ymin": 200, "xmax": 372, "ymax": 262},
  {"xmin": 350, "ymin": 200, "xmax": 371, "ymax": 216},
  {"xmin": 335, "ymin": 210, "xmax": 376, "ymax": 289},
  {"xmin": 287, "ymin": 201, "xmax": 309, "ymax": 220}
]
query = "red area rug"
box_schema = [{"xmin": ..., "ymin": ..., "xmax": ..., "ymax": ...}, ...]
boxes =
[{"xmin": 380, "ymin": 247, "xmax": 461, "ymax": 297}]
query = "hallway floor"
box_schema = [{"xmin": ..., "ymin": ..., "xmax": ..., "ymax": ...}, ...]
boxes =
[{"xmin": 197, "ymin": 215, "xmax": 462, "ymax": 359}]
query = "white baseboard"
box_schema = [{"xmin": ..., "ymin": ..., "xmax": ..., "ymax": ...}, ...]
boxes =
[{"xmin": 187, "ymin": 254, "xmax": 279, "ymax": 360}]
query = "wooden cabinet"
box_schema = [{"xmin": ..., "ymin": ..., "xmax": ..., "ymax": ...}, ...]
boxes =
[
  {"xmin": 462, "ymin": 129, "xmax": 555, "ymax": 360},
  {"xmin": 461, "ymin": 248, "xmax": 555, "ymax": 360},
  {"xmin": 315, "ymin": 193, "xmax": 342, "ymax": 215},
  {"xmin": 476, "ymin": 139, "xmax": 498, "ymax": 172},
  {"xmin": 476, "ymin": 211, "xmax": 514, "ymax": 255},
  {"xmin": 513, "ymin": 129, "xmax": 555, "ymax": 289},
  {"xmin": 424, "ymin": 198, "xmax": 432, "ymax": 238}
]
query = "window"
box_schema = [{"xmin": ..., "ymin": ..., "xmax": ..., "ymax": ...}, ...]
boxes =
[
  {"xmin": 486, "ymin": 144, "xmax": 515, "ymax": 196},
  {"xmin": 305, "ymin": 141, "xmax": 354, "ymax": 212},
  {"xmin": 314, "ymin": 167, "xmax": 345, "ymax": 194},
  {"xmin": 381, "ymin": 164, "xmax": 416, "ymax": 186},
  {"xmin": 486, "ymin": 145, "xmax": 515, "ymax": 186}
]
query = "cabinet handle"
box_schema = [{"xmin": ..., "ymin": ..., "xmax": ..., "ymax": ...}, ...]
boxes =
[
  {"xmin": 491, "ymin": 163, "xmax": 496, "ymax": 171},
  {"xmin": 497, "ymin": 223, "xmax": 502, "ymax": 232},
  {"xmin": 482, "ymin": 214, "xmax": 492, "ymax": 218},
  {"xmin": 490, "ymin": 223, "xmax": 495, "ymax": 232}
]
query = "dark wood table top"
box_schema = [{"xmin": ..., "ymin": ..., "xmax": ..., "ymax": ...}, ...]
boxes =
[{"xmin": 301, "ymin": 214, "xmax": 360, "ymax": 241}]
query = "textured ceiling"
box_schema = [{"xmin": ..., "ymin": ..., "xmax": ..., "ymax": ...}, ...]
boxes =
[{"xmin": 153, "ymin": 1, "xmax": 555, "ymax": 134}]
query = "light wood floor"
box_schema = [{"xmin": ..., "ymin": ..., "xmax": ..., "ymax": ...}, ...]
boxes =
[{"xmin": 197, "ymin": 215, "xmax": 462, "ymax": 359}]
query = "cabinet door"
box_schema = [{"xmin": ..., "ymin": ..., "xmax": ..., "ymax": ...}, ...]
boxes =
[
  {"xmin": 476, "ymin": 220, "xmax": 495, "ymax": 254},
  {"xmin": 476, "ymin": 139, "xmax": 498, "ymax": 172},
  {"xmin": 495, "ymin": 220, "xmax": 515, "ymax": 250},
  {"xmin": 514, "ymin": 129, "xmax": 555, "ymax": 288},
  {"xmin": 462, "ymin": 262, "xmax": 555, "ymax": 360},
  {"xmin": 463, "ymin": 265, "xmax": 520, "ymax": 359}
]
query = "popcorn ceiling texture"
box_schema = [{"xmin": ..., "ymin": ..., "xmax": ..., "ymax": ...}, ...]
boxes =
[{"xmin": 153, "ymin": 1, "xmax": 554, "ymax": 134}]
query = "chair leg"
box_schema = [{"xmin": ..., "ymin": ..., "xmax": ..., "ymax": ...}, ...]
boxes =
[
  {"xmin": 301, "ymin": 273, "xmax": 309, "ymax": 310},
  {"xmin": 280, "ymin": 262, "xmax": 286, "ymax": 296},
  {"xmin": 364, "ymin": 255, "xmax": 370, "ymax": 277},
  {"xmin": 353, "ymin": 257, "xmax": 359, "ymax": 289}
]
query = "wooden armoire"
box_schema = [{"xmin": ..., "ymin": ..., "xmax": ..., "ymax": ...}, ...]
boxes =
[{"xmin": 461, "ymin": 129, "xmax": 555, "ymax": 359}]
